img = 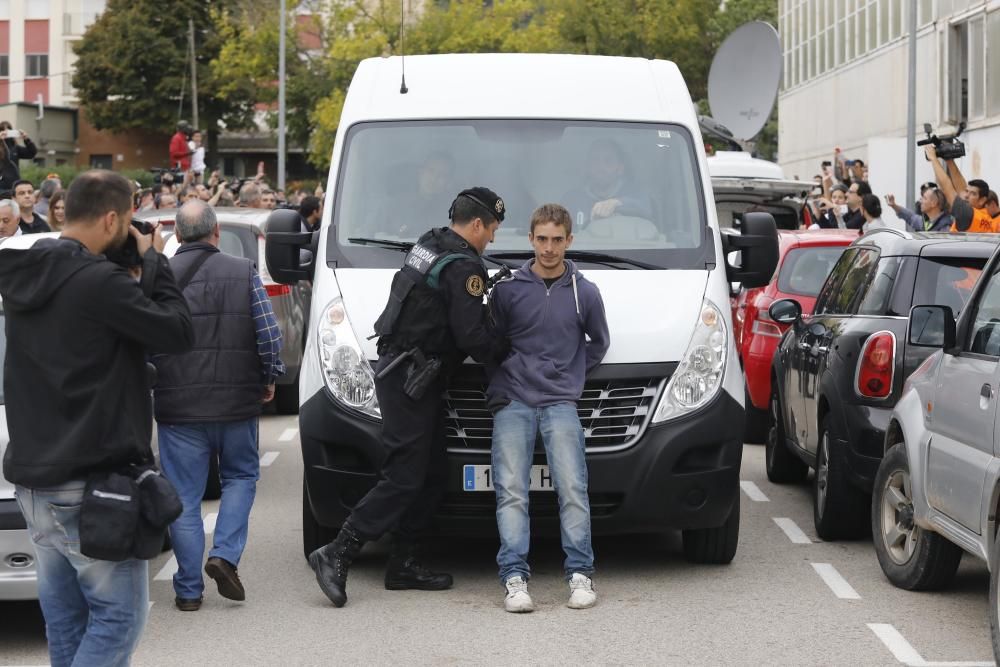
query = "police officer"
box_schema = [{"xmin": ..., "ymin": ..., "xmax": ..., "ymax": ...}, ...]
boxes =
[{"xmin": 309, "ymin": 187, "xmax": 510, "ymax": 608}]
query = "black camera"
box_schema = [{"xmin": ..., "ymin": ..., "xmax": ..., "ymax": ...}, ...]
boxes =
[
  {"xmin": 917, "ymin": 122, "xmax": 966, "ymax": 161},
  {"xmin": 106, "ymin": 219, "xmax": 155, "ymax": 269},
  {"xmin": 150, "ymin": 167, "xmax": 183, "ymax": 187}
]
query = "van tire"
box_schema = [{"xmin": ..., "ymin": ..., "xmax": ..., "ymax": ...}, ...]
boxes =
[
  {"xmin": 682, "ymin": 494, "xmax": 739, "ymax": 564},
  {"xmin": 990, "ymin": 528, "xmax": 1000, "ymax": 660},
  {"xmin": 303, "ymin": 478, "xmax": 339, "ymax": 561},
  {"xmin": 813, "ymin": 416, "xmax": 869, "ymax": 540},
  {"xmin": 766, "ymin": 391, "xmax": 808, "ymax": 484},
  {"xmin": 873, "ymin": 444, "xmax": 961, "ymax": 590},
  {"xmin": 744, "ymin": 387, "xmax": 768, "ymax": 444},
  {"xmin": 275, "ymin": 373, "xmax": 300, "ymax": 415}
]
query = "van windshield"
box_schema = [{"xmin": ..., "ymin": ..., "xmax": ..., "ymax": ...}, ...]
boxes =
[{"xmin": 329, "ymin": 120, "xmax": 709, "ymax": 269}]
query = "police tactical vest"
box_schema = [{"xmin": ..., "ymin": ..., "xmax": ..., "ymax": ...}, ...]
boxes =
[
  {"xmin": 373, "ymin": 228, "xmax": 478, "ymax": 354},
  {"xmin": 152, "ymin": 244, "xmax": 263, "ymax": 424}
]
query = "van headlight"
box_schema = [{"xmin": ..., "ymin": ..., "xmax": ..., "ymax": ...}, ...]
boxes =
[
  {"xmin": 652, "ymin": 299, "xmax": 727, "ymax": 423},
  {"xmin": 317, "ymin": 297, "xmax": 380, "ymax": 419}
]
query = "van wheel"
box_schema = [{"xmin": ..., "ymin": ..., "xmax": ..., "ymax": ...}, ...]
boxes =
[
  {"xmin": 275, "ymin": 372, "xmax": 300, "ymax": 415},
  {"xmin": 303, "ymin": 478, "xmax": 338, "ymax": 561},
  {"xmin": 813, "ymin": 416, "xmax": 869, "ymax": 540},
  {"xmin": 990, "ymin": 528, "xmax": 1000, "ymax": 660},
  {"xmin": 203, "ymin": 454, "xmax": 222, "ymax": 501},
  {"xmin": 766, "ymin": 391, "xmax": 808, "ymax": 484},
  {"xmin": 744, "ymin": 387, "xmax": 768, "ymax": 444},
  {"xmin": 873, "ymin": 444, "xmax": 961, "ymax": 590},
  {"xmin": 682, "ymin": 494, "xmax": 739, "ymax": 564}
]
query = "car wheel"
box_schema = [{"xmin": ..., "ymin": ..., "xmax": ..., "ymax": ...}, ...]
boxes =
[
  {"xmin": 813, "ymin": 416, "xmax": 869, "ymax": 540},
  {"xmin": 744, "ymin": 386, "xmax": 768, "ymax": 444},
  {"xmin": 203, "ymin": 454, "xmax": 222, "ymax": 501},
  {"xmin": 990, "ymin": 527, "xmax": 1000, "ymax": 661},
  {"xmin": 682, "ymin": 493, "xmax": 740, "ymax": 564},
  {"xmin": 303, "ymin": 478, "xmax": 339, "ymax": 561},
  {"xmin": 872, "ymin": 443, "xmax": 961, "ymax": 590},
  {"xmin": 275, "ymin": 371, "xmax": 300, "ymax": 415},
  {"xmin": 765, "ymin": 391, "xmax": 808, "ymax": 484}
]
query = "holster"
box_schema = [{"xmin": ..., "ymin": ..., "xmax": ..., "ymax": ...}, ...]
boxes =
[{"xmin": 402, "ymin": 350, "xmax": 442, "ymax": 401}]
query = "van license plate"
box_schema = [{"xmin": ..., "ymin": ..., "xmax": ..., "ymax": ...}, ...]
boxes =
[{"xmin": 462, "ymin": 465, "xmax": 554, "ymax": 492}]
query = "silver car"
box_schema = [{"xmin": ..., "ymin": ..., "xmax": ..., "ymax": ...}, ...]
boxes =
[
  {"xmin": 874, "ymin": 248, "xmax": 1000, "ymax": 660},
  {"xmin": 0, "ymin": 299, "xmax": 38, "ymax": 600},
  {"xmin": 140, "ymin": 207, "xmax": 311, "ymax": 414}
]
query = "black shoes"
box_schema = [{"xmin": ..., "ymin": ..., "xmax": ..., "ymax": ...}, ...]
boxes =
[
  {"xmin": 175, "ymin": 596, "xmax": 202, "ymax": 612},
  {"xmin": 384, "ymin": 542, "xmax": 453, "ymax": 591},
  {"xmin": 308, "ymin": 524, "xmax": 364, "ymax": 607},
  {"xmin": 205, "ymin": 557, "xmax": 246, "ymax": 602}
]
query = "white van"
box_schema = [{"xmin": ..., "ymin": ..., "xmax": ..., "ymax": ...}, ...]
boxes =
[{"xmin": 266, "ymin": 54, "xmax": 777, "ymax": 564}]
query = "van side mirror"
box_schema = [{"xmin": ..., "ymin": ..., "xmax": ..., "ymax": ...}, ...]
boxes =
[
  {"xmin": 908, "ymin": 305, "xmax": 956, "ymax": 349},
  {"xmin": 265, "ymin": 208, "xmax": 316, "ymax": 284},
  {"xmin": 769, "ymin": 298, "xmax": 802, "ymax": 325},
  {"xmin": 722, "ymin": 212, "xmax": 778, "ymax": 289}
]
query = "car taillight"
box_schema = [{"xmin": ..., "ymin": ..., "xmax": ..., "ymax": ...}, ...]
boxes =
[
  {"xmin": 265, "ymin": 283, "xmax": 290, "ymax": 297},
  {"xmin": 751, "ymin": 308, "xmax": 783, "ymax": 338},
  {"xmin": 857, "ymin": 331, "xmax": 895, "ymax": 398}
]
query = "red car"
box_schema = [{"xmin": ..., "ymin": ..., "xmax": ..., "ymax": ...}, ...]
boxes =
[{"xmin": 733, "ymin": 230, "xmax": 858, "ymax": 442}]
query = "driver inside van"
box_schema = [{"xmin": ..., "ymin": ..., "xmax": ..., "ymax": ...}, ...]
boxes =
[
  {"xmin": 561, "ymin": 139, "xmax": 653, "ymax": 230},
  {"xmin": 378, "ymin": 152, "xmax": 457, "ymax": 237}
]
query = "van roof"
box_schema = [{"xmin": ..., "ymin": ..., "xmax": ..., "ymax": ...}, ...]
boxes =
[{"xmin": 343, "ymin": 54, "xmax": 696, "ymax": 127}]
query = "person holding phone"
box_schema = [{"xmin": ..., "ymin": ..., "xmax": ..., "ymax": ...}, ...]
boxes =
[{"xmin": 0, "ymin": 122, "xmax": 35, "ymax": 194}]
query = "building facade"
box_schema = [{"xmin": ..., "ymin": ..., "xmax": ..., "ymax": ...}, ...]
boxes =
[{"xmin": 778, "ymin": 0, "xmax": 1000, "ymax": 189}]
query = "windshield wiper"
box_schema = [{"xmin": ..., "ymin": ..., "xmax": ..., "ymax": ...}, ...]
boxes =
[
  {"xmin": 347, "ymin": 237, "xmax": 517, "ymax": 269},
  {"xmin": 487, "ymin": 250, "xmax": 662, "ymax": 270}
]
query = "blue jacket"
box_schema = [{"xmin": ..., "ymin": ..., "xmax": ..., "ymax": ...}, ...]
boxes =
[{"xmin": 487, "ymin": 260, "xmax": 610, "ymax": 409}]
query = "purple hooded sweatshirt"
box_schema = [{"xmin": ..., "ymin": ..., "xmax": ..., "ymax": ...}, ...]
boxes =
[{"xmin": 487, "ymin": 259, "xmax": 610, "ymax": 409}]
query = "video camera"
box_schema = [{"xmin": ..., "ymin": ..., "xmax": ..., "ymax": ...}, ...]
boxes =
[
  {"xmin": 150, "ymin": 167, "xmax": 184, "ymax": 187},
  {"xmin": 106, "ymin": 219, "xmax": 156, "ymax": 269},
  {"xmin": 917, "ymin": 122, "xmax": 967, "ymax": 161}
]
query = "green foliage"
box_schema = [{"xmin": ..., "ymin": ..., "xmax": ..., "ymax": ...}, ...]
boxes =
[{"xmin": 18, "ymin": 165, "xmax": 157, "ymax": 189}]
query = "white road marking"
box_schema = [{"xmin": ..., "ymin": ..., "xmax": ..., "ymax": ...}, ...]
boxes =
[
  {"xmin": 203, "ymin": 512, "xmax": 218, "ymax": 535},
  {"xmin": 740, "ymin": 480, "xmax": 769, "ymax": 502},
  {"xmin": 868, "ymin": 623, "xmax": 994, "ymax": 667},
  {"xmin": 260, "ymin": 451, "xmax": 280, "ymax": 467},
  {"xmin": 278, "ymin": 427, "xmax": 298, "ymax": 442},
  {"xmin": 811, "ymin": 563, "xmax": 860, "ymax": 599},
  {"xmin": 773, "ymin": 517, "xmax": 812, "ymax": 544},
  {"xmin": 154, "ymin": 556, "xmax": 177, "ymax": 581}
]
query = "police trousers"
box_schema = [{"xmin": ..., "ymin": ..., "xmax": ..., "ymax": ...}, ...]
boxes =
[{"xmin": 347, "ymin": 353, "xmax": 447, "ymax": 543}]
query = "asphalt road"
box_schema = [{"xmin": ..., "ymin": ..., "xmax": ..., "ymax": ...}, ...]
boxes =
[{"xmin": 1, "ymin": 414, "xmax": 995, "ymax": 666}]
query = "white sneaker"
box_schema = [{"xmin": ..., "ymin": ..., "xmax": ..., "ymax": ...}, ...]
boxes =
[
  {"xmin": 567, "ymin": 573, "xmax": 596, "ymax": 609},
  {"xmin": 503, "ymin": 576, "xmax": 534, "ymax": 613}
]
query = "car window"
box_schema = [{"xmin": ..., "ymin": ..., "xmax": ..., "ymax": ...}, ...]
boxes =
[
  {"xmin": 0, "ymin": 310, "xmax": 5, "ymax": 404},
  {"xmin": 817, "ymin": 248, "xmax": 877, "ymax": 315},
  {"xmin": 857, "ymin": 257, "xmax": 903, "ymax": 316},
  {"xmin": 966, "ymin": 266, "xmax": 1000, "ymax": 357},
  {"xmin": 914, "ymin": 257, "xmax": 986, "ymax": 318},
  {"xmin": 814, "ymin": 248, "xmax": 858, "ymax": 315},
  {"xmin": 219, "ymin": 229, "xmax": 248, "ymax": 258},
  {"xmin": 777, "ymin": 246, "xmax": 845, "ymax": 297}
]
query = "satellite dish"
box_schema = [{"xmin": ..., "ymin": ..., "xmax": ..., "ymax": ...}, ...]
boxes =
[{"xmin": 708, "ymin": 21, "xmax": 782, "ymax": 143}]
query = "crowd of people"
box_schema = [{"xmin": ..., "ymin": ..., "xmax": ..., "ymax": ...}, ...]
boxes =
[{"xmin": 801, "ymin": 145, "xmax": 999, "ymax": 235}]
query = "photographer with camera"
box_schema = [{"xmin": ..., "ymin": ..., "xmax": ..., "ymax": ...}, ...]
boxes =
[
  {"xmin": 0, "ymin": 170, "xmax": 193, "ymax": 666},
  {"xmin": 0, "ymin": 121, "xmax": 37, "ymax": 192},
  {"xmin": 923, "ymin": 144, "xmax": 995, "ymax": 233}
]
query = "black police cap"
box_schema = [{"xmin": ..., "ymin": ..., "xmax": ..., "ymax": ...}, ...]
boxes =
[{"xmin": 449, "ymin": 187, "xmax": 505, "ymax": 223}]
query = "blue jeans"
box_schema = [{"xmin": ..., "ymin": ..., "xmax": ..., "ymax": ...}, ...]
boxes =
[
  {"xmin": 157, "ymin": 418, "xmax": 259, "ymax": 600},
  {"xmin": 492, "ymin": 400, "xmax": 594, "ymax": 583},
  {"xmin": 15, "ymin": 482, "xmax": 148, "ymax": 667}
]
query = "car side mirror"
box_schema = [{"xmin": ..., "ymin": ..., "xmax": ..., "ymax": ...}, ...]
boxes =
[
  {"xmin": 722, "ymin": 212, "xmax": 779, "ymax": 289},
  {"xmin": 265, "ymin": 208, "xmax": 316, "ymax": 284},
  {"xmin": 769, "ymin": 298, "xmax": 802, "ymax": 325},
  {"xmin": 908, "ymin": 305, "xmax": 956, "ymax": 349}
]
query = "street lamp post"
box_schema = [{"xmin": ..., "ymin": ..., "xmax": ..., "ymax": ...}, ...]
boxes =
[
  {"xmin": 278, "ymin": 0, "xmax": 287, "ymax": 192},
  {"xmin": 905, "ymin": 0, "xmax": 917, "ymax": 209}
]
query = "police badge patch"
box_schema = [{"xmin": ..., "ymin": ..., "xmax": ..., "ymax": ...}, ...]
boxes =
[{"xmin": 465, "ymin": 274, "xmax": 485, "ymax": 297}]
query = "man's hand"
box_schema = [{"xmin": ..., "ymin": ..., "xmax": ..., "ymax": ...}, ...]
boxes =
[
  {"xmin": 208, "ymin": 170, "xmax": 220, "ymax": 188},
  {"xmin": 151, "ymin": 223, "xmax": 166, "ymax": 253},
  {"xmin": 924, "ymin": 144, "xmax": 938, "ymax": 162},
  {"xmin": 261, "ymin": 384, "xmax": 275, "ymax": 403},
  {"xmin": 886, "ymin": 194, "xmax": 898, "ymax": 209},
  {"xmin": 591, "ymin": 198, "xmax": 622, "ymax": 220}
]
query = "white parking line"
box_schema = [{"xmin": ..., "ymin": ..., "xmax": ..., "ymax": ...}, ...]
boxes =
[
  {"xmin": 773, "ymin": 517, "xmax": 812, "ymax": 544},
  {"xmin": 811, "ymin": 563, "xmax": 860, "ymax": 599},
  {"xmin": 153, "ymin": 556, "xmax": 177, "ymax": 581},
  {"xmin": 278, "ymin": 428, "xmax": 298, "ymax": 442},
  {"xmin": 260, "ymin": 451, "xmax": 280, "ymax": 467},
  {"xmin": 203, "ymin": 512, "xmax": 218, "ymax": 535},
  {"xmin": 868, "ymin": 623, "xmax": 994, "ymax": 666},
  {"xmin": 740, "ymin": 481, "xmax": 769, "ymax": 502}
]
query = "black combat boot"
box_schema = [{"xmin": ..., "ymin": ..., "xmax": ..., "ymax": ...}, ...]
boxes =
[
  {"xmin": 308, "ymin": 524, "xmax": 364, "ymax": 607},
  {"xmin": 384, "ymin": 539, "xmax": 453, "ymax": 591}
]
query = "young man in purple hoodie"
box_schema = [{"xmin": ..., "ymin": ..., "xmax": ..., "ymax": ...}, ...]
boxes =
[{"xmin": 487, "ymin": 203, "xmax": 610, "ymax": 613}]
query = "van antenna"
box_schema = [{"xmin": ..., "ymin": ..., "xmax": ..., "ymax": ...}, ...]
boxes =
[{"xmin": 399, "ymin": 0, "xmax": 408, "ymax": 94}]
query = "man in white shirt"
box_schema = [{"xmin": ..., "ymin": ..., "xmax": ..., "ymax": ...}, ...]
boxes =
[{"xmin": 189, "ymin": 130, "xmax": 206, "ymax": 183}]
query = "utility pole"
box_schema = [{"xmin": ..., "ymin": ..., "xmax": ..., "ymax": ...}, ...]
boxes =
[
  {"xmin": 189, "ymin": 19, "xmax": 199, "ymax": 129},
  {"xmin": 905, "ymin": 0, "xmax": 917, "ymax": 209},
  {"xmin": 278, "ymin": 0, "xmax": 287, "ymax": 191}
]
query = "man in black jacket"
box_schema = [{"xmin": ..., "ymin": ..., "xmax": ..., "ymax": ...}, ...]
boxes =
[{"xmin": 0, "ymin": 170, "xmax": 193, "ymax": 667}]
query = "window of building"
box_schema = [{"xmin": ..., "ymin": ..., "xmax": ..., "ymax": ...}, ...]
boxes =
[
  {"xmin": 989, "ymin": 11, "xmax": 1000, "ymax": 117},
  {"xmin": 26, "ymin": 54, "xmax": 48, "ymax": 78},
  {"xmin": 90, "ymin": 155, "xmax": 112, "ymax": 170},
  {"xmin": 0, "ymin": 56, "xmax": 8, "ymax": 79},
  {"xmin": 945, "ymin": 16, "xmax": 987, "ymax": 124}
]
